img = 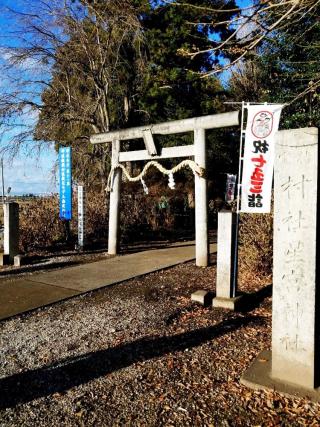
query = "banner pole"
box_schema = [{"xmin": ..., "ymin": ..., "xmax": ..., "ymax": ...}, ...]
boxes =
[{"xmin": 232, "ymin": 101, "xmax": 246, "ymax": 298}]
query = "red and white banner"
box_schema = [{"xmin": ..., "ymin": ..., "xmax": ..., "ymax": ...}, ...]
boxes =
[{"xmin": 240, "ymin": 104, "xmax": 283, "ymax": 213}]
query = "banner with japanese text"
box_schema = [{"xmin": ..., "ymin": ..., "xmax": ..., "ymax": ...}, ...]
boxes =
[
  {"xmin": 59, "ymin": 147, "xmax": 72, "ymax": 220},
  {"xmin": 225, "ymin": 174, "xmax": 237, "ymax": 202},
  {"xmin": 240, "ymin": 104, "xmax": 283, "ymax": 213}
]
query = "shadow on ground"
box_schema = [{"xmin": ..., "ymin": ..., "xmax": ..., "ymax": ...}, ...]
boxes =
[
  {"xmin": 0, "ymin": 315, "xmax": 265, "ymax": 409},
  {"xmin": 239, "ymin": 284, "xmax": 272, "ymax": 313},
  {"xmin": 0, "ymin": 260, "xmax": 84, "ymax": 277},
  {"xmin": 121, "ymin": 242, "xmax": 195, "ymax": 254}
]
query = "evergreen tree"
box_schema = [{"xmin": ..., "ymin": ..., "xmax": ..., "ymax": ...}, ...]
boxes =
[{"xmin": 138, "ymin": 0, "xmax": 235, "ymax": 124}]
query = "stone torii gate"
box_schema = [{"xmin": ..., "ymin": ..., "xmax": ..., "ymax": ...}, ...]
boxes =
[{"xmin": 90, "ymin": 112, "xmax": 239, "ymax": 266}]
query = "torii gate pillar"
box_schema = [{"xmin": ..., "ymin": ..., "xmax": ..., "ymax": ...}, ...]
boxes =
[
  {"xmin": 194, "ymin": 128, "xmax": 208, "ymax": 267},
  {"xmin": 108, "ymin": 140, "xmax": 121, "ymax": 255}
]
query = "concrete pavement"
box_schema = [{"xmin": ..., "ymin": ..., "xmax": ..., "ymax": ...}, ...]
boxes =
[{"xmin": 0, "ymin": 242, "xmax": 216, "ymax": 321}]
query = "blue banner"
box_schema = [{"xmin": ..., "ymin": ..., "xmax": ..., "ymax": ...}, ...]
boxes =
[{"xmin": 59, "ymin": 147, "xmax": 72, "ymax": 220}]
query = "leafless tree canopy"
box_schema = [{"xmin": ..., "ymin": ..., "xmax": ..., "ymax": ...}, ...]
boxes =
[
  {"xmin": 0, "ymin": 0, "xmax": 145, "ymax": 157},
  {"xmin": 172, "ymin": 0, "xmax": 318, "ymax": 72},
  {"xmin": 163, "ymin": 0, "xmax": 319, "ymax": 107}
]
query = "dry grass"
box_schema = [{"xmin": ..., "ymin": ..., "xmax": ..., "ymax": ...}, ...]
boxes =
[
  {"xmin": 238, "ymin": 211, "xmax": 273, "ymax": 282},
  {"xmin": 16, "ymin": 183, "xmax": 194, "ymax": 253},
  {"xmin": 18, "ymin": 192, "xmax": 108, "ymax": 252},
  {"xmin": 19, "ymin": 196, "xmax": 64, "ymax": 251}
]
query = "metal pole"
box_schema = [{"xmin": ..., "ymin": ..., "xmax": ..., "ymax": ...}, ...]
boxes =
[
  {"xmin": 232, "ymin": 101, "xmax": 246, "ymax": 297},
  {"xmin": 1, "ymin": 158, "xmax": 4, "ymax": 204}
]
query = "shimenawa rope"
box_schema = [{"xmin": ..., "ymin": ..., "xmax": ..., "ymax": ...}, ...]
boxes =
[{"xmin": 106, "ymin": 159, "xmax": 205, "ymax": 192}]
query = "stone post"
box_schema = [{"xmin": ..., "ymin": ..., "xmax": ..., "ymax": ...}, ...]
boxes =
[
  {"xmin": 108, "ymin": 140, "xmax": 122, "ymax": 255},
  {"xmin": 4, "ymin": 202, "xmax": 19, "ymax": 262},
  {"xmin": 212, "ymin": 211, "xmax": 242, "ymax": 310},
  {"xmin": 271, "ymin": 128, "xmax": 319, "ymax": 389},
  {"xmin": 194, "ymin": 128, "xmax": 208, "ymax": 267},
  {"xmin": 241, "ymin": 128, "xmax": 320, "ymax": 399}
]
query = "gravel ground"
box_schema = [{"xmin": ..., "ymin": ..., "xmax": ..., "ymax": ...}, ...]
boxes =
[{"xmin": 1, "ymin": 256, "xmax": 320, "ymax": 426}]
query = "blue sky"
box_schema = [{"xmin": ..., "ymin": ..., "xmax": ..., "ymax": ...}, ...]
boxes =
[
  {"xmin": 2, "ymin": 150, "xmax": 57, "ymax": 195},
  {"xmin": 0, "ymin": 0, "xmax": 58, "ymax": 195}
]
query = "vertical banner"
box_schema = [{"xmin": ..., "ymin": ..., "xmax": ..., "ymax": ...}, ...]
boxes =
[
  {"xmin": 225, "ymin": 174, "xmax": 237, "ymax": 202},
  {"xmin": 59, "ymin": 147, "xmax": 72, "ymax": 220},
  {"xmin": 240, "ymin": 104, "xmax": 283, "ymax": 213},
  {"xmin": 78, "ymin": 185, "xmax": 86, "ymax": 248}
]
